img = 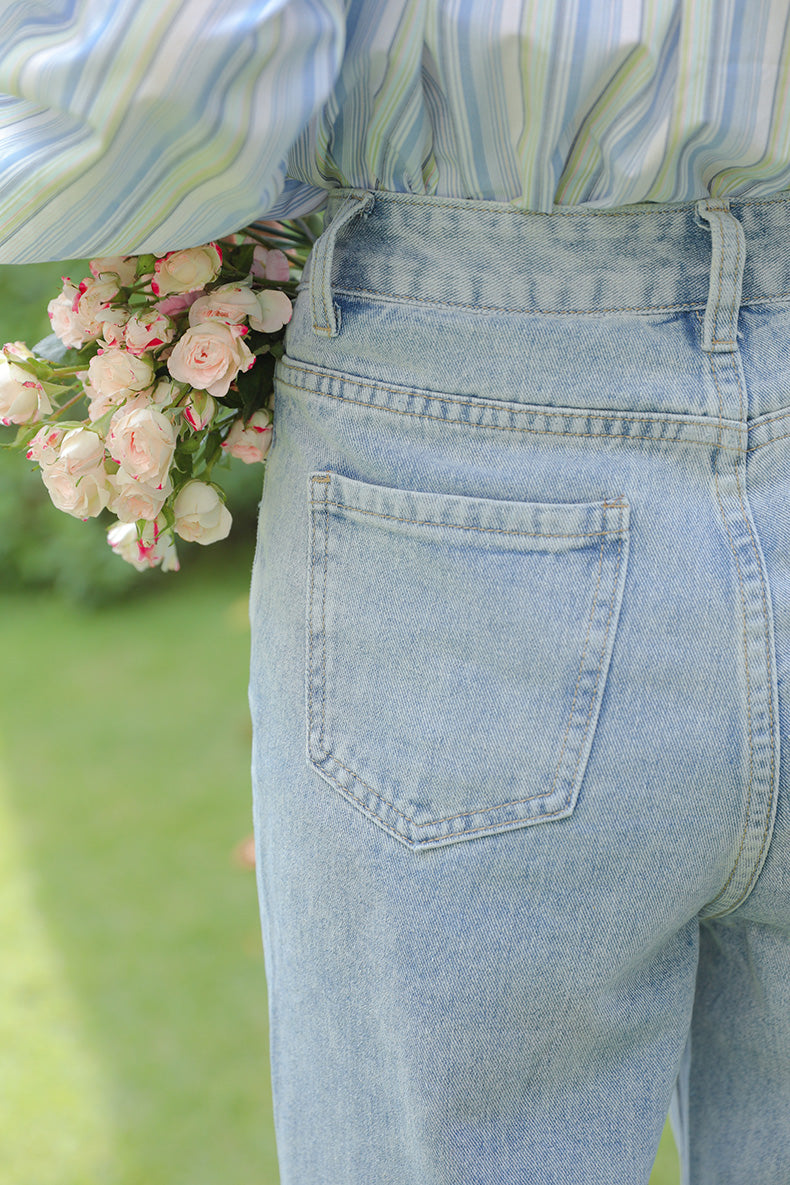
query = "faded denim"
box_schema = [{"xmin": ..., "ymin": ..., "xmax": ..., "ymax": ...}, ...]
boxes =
[{"xmin": 248, "ymin": 187, "xmax": 790, "ymax": 1184}]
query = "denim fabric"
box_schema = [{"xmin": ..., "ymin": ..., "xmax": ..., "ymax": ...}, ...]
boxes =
[{"xmin": 248, "ymin": 187, "xmax": 790, "ymax": 1184}]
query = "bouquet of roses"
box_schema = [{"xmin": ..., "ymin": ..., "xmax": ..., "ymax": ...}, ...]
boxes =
[{"xmin": 0, "ymin": 218, "xmax": 317, "ymax": 572}]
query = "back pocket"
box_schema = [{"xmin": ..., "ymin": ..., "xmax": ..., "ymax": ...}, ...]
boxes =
[{"xmin": 307, "ymin": 470, "xmax": 630, "ymax": 850}]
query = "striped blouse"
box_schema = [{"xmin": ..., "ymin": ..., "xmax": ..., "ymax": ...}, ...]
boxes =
[{"xmin": 0, "ymin": 0, "xmax": 789, "ymax": 262}]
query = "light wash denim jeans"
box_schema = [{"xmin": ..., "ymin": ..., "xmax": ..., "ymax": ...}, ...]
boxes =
[{"xmin": 248, "ymin": 187, "xmax": 790, "ymax": 1184}]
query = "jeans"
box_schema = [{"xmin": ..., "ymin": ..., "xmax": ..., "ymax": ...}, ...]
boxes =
[{"xmin": 248, "ymin": 187, "xmax": 790, "ymax": 1184}]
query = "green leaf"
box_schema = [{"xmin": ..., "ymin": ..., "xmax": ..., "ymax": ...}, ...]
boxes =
[
  {"xmin": 4, "ymin": 356, "xmax": 53, "ymax": 380},
  {"xmin": 229, "ymin": 243, "xmax": 255, "ymax": 277},
  {"xmin": 2, "ymin": 423, "xmax": 40, "ymax": 451},
  {"xmin": 39, "ymin": 379, "xmax": 82, "ymax": 399},
  {"xmin": 234, "ymin": 355, "xmax": 274, "ymax": 422},
  {"xmin": 90, "ymin": 408, "xmax": 115, "ymax": 437},
  {"xmin": 136, "ymin": 254, "xmax": 156, "ymax": 278}
]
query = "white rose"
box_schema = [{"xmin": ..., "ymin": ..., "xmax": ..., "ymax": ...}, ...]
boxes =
[
  {"xmin": 98, "ymin": 308, "xmax": 130, "ymax": 349},
  {"xmin": 107, "ymin": 405, "xmax": 177, "ymax": 487},
  {"xmin": 187, "ymin": 282, "xmax": 260, "ymax": 327},
  {"xmin": 88, "ymin": 349, "xmax": 155, "ymax": 400},
  {"xmin": 173, "ymin": 481, "xmax": 232, "ymax": 544},
  {"xmin": 26, "ymin": 425, "xmax": 66, "ymax": 466},
  {"xmin": 151, "ymin": 245, "xmax": 222, "ymax": 297},
  {"xmin": 150, "ymin": 378, "xmax": 181, "ymax": 406},
  {"xmin": 0, "ymin": 357, "xmax": 51, "ymax": 425},
  {"xmin": 107, "ymin": 518, "xmax": 180, "ymax": 571},
  {"xmin": 220, "ymin": 410, "xmax": 272, "ymax": 464},
  {"xmin": 58, "ymin": 427, "xmax": 106, "ymax": 477},
  {"xmin": 249, "ymin": 289, "xmax": 293, "ymax": 333},
  {"xmin": 76, "ymin": 277, "xmax": 120, "ymax": 337},
  {"xmin": 183, "ymin": 390, "xmax": 216, "ymax": 431},
  {"xmin": 47, "ymin": 281, "xmax": 86, "ymax": 348},
  {"xmin": 166, "ymin": 321, "xmax": 255, "ymax": 398},
  {"xmin": 89, "ymin": 256, "xmax": 138, "ymax": 286},
  {"xmin": 107, "ymin": 467, "xmax": 172, "ymax": 522},
  {"xmin": 124, "ymin": 309, "xmax": 175, "ymax": 356},
  {"xmin": 41, "ymin": 460, "xmax": 110, "ymax": 519},
  {"xmin": 87, "ymin": 386, "xmax": 127, "ymax": 423},
  {"xmin": 4, "ymin": 341, "xmax": 33, "ymax": 361}
]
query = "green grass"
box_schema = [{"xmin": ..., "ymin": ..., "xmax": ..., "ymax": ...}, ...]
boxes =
[{"xmin": 0, "ymin": 561, "xmax": 278, "ymax": 1184}]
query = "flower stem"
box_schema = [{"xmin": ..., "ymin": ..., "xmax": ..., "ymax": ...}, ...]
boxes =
[{"xmin": 49, "ymin": 391, "xmax": 86, "ymax": 418}]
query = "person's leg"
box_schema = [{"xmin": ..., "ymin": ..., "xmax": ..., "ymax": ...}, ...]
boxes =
[
  {"xmin": 672, "ymin": 918, "xmax": 790, "ymax": 1184},
  {"xmin": 248, "ymin": 189, "xmax": 789, "ymax": 1183},
  {"xmin": 667, "ymin": 292, "xmax": 790, "ymax": 1185}
]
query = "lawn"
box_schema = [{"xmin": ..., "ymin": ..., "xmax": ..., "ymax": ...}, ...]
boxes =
[
  {"xmin": 0, "ymin": 564, "xmax": 279, "ymax": 1184},
  {"xmin": 0, "ymin": 261, "xmax": 681, "ymax": 1183}
]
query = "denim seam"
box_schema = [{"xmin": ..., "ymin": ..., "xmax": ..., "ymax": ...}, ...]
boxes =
[
  {"xmin": 303, "ymin": 277, "xmax": 790, "ymax": 314},
  {"xmin": 710, "ymin": 346, "xmax": 776, "ymax": 910},
  {"xmin": 307, "ymin": 476, "xmax": 318, "ymax": 765},
  {"xmin": 707, "ymin": 350, "xmax": 755, "ymax": 908},
  {"xmin": 307, "ymin": 480, "xmax": 626, "ymax": 839},
  {"xmin": 307, "ymin": 474, "xmax": 330, "ymax": 763},
  {"xmin": 328, "ymin": 187, "xmax": 790, "ymax": 219},
  {"xmin": 699, "ymin": 346, "xmax": 762, "ymax": 917},
  {"xmin": 331, "ymin": 187, "xmax": 701, "ymax": 218},
  {"xmin": 546, "ymin": 522, "xmax": 617, "ymax": 824},
  {"xmin": 729, "ymin": 348, "xmax": 777, "ymax": 907},
  {"xmin": 747, "ymin": 430, "xmax": 790, "ymax": 452},
  {"xmin": 311, "ymin": 497, "xmax": 625, "ymax": 539},
  {"xmin": 301, "ymin": 279, "xmax": 790, "ymax": 314},
  {"xmin": 278, "ymin": 370, "xmax": 746, "ymax": 452},
  {"xmin": 331, "ymin": 284, "xmax": 704, "ymax": 317},
  {"xmin": 744, "ymin": 407, "xmax": 790, "ymax": 451},
  {"xmin": 321, "ymin": 483, "xmax": 329, "ymax": 748},
  {"xmin": 749, "ymin": 407, "xmax": 790, "ymax": 427}
]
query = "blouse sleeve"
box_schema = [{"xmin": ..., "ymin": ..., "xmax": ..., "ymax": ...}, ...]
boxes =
[{"xmin": 0, "ymin": 0, "xmax": 345, "ymax": 263}]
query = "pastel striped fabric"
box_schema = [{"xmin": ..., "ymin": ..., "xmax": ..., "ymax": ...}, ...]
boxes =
[{"xmin": 1, "ymin": 0, "xmax": 790, "ymax": 262}]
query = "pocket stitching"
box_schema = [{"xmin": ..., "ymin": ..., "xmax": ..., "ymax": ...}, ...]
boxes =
[
  {"xmin": 308, "ymin": 473, "xmax": 629, "ymax": 846},
  {"xmin": 316, "ymin": 495, "xmax": 626, "ymax": 539}
]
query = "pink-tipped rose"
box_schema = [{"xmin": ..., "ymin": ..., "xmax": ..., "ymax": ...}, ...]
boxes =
[
  {"xmin": 88, "ymin": 348, "xmax": 155, "ymax": 400},
  {"xmin": 107, "ymin": 405, "xmax": 177, "ymax": 487},
  {"xmin": 107, "ymin": 518, "xmax": 180, "ymax": 571},
  {"xmin": 108, "ymin": 468, "xmax": 173, "ymax": 522},
  {"xmin": 183, "ymin": 390, "xmax": 216, "ymax": 431},
  {"xmin": 27, "ymin": 425, "xmax": 67, "ymax": 466},
  {"xmin": 173, "ymin": 481, "xmax": 232, "ymax": 544},
  {"xmin": 57, "ymin": 427, "xmax": 106, "ymax": 477},
  {"xmin": 124, "ymin": 309, "xmax": 175, "ymax": 356},
  {"xmin": 48, "ymin": 280, "xmax": 86, "ymax": 348},
  {"xmin": 89, "ymin": 256, "xmax": 138, "ymax": 286},
  {"xmin": 221, "ymin": 410, "xmax": 272, "ymax": 463},
  {"xmin": 187, "ymin": 282, "xmax": 261, "ymax": 328},
  {"xmin": 249, "ymin": 289, "xmax": 292, "ymax": 333},
  {"xmin": 151, "ymin": 245, "xmax": 222, "ymax": 297},
  {"xmin": 41, "ymin": 462, "xmax": 110, "ymax": 519},
  {"xmin": 166, "ymin": 320, "xmax": 255, "ymax": 398},
  {"xmin": 76, "ymin": 277, "xmax": 120, "ymax": 337},
  {"xmin": 0, "ymin": 354, "xmax": 51, "ymax": 425}
]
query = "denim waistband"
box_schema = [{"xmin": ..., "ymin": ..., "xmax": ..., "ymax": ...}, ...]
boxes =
[{"xmin": 303, "ymin": 186, "xmax": 790, "ymax": 341}]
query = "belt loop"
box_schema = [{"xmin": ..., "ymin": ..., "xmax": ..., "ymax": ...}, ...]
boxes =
[
  {"xmin": 309, "ymin": 190, "xmax": 375, "ymax": 337},
  {"xmin": 695, "ymin": 197, "xmax": 746, "ymax": 353}
]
